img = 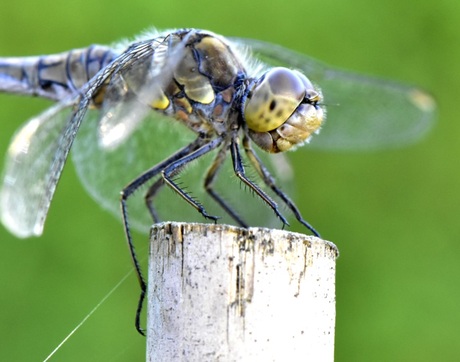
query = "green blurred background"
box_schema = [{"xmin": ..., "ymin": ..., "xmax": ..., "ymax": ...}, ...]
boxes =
[{"xmin": 0, "ymin": 0, "xmax": 457, "ymax": 360}]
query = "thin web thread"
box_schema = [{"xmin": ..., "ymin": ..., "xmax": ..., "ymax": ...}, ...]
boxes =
[{"xmin": 42, "ymin": 268, "xmax": 134, "ymax": 362}]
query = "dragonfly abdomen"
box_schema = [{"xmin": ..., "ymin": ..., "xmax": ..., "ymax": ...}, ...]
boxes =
[{"xmin": 0, "ymin": 45, "xmax": 116, "ymax": 101}]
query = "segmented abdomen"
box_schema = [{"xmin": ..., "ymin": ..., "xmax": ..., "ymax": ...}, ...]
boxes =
[{"xmin": 0, "ymin": 45, "xmax": 117, "ymax": 101}]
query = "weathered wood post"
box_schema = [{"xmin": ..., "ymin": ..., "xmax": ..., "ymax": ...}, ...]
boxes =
[{"xmin": 147, "ymin": 222, "xmax": 338, "ymax": 361}]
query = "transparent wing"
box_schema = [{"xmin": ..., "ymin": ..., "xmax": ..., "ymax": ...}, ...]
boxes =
[
  {"xmin": 0, "ymin": 98, "xmax": 77, "ymax": 237},
  {"xmin": 0, "ymin": 36, "xmax": 182, "ymax": 238},
  {"xmin": 98, "ymin": 32, "xmax": 191, "ymax": 150},
  {"xmin": 235, "ymin": 38, "xmax": 437, "ymax": 151}
]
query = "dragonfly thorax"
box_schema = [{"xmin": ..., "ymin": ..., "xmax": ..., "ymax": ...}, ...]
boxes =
[{"xmin": 147, "ymin": 31, "xmax": 247, "ymax": 137}]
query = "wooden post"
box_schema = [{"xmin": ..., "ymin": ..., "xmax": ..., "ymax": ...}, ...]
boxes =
[{"xmin": 146, "ymin": 222, "xmax": 338, "ymax": 362}]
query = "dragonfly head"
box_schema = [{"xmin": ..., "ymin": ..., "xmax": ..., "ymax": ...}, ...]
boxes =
[{"xmin": 243, "ymin": 67, "xmax": 325, "ymax": 153}]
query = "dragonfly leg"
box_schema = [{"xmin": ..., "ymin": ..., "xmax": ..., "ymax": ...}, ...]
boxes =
[
  {"xmin": 120, "ymin": 137, "xmax": 205, "ymax": 335},
  {"xmin": 242, "ymin": 135, "xmax": 320, "ymax": 237},
  {"xmin": 230, "ymin": 137, "xmax": 289, "ymax": 227},
  {"xmin": 203, "ymin": 142, "xmax": 249, "ymax": 227},
  {"xmin": 162, "ymin": 137, "xmax": 224, "ymax": 223},
  {"xmin": 144, "ymin": 177, "xmax": 165, "ymax": 223}
]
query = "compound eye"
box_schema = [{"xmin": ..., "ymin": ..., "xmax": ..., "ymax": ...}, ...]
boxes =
[
  {"xmin": 244, "ymin": 67, "xmax": 305, "ymax": 132},
  {"xmin": 293, "ymin": 70, "xmax": 320, "ymax": 102}
]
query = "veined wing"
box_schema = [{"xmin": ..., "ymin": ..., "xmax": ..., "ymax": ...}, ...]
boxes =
[
  {"xmin": 0, "ymin": 36, "xmax": 187, "ymax": 238},
  {"xmin": 0, "ymin": 98, "xmax": 76, "ymax": 237},
  {"xmin": 236, "ymin": 38, "xmax": 436, "ymax": 151},
  {"xmin": 97, "ymin": 31, "xmax": 193, "ymax": 150}
]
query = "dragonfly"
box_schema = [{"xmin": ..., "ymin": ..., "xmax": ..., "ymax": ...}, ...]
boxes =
[{"xmin": 0, "ymin": 28, "xmax": 436, "ymax": 334}]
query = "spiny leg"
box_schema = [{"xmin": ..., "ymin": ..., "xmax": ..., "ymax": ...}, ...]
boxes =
[
  {"xmin": 144, "ymin": 144, "xmax": 200, "ymax": 223},
  {"xmin": 120, "ymin": 137, "xmax": 205, "ymax": 335},
  {"xmin": 229, "ymin": 137, "xmax": 289, "ymax": 227},
  {"xmin": 144, "ymin": 177, "xmax": 164, "ymax": 223},
  {"xmin": 162, "ymin": 137, "xmax": 225, "ymax": 223},
  {"xmin": 203, "ymin": 142, "xmax": 248, "ymax": 227},
  {"xmin": 242, "ymin": 135, "xmax": 320, "ymax": 237}
]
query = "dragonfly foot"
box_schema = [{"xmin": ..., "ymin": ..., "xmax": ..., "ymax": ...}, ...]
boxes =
[
  {"xmin": 299, "ymin": 219, "xmax": 320, "ymax": 238},
  {"xmin": 201, "ymin": 211, "xmax": 220, "ymax": 223}
]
